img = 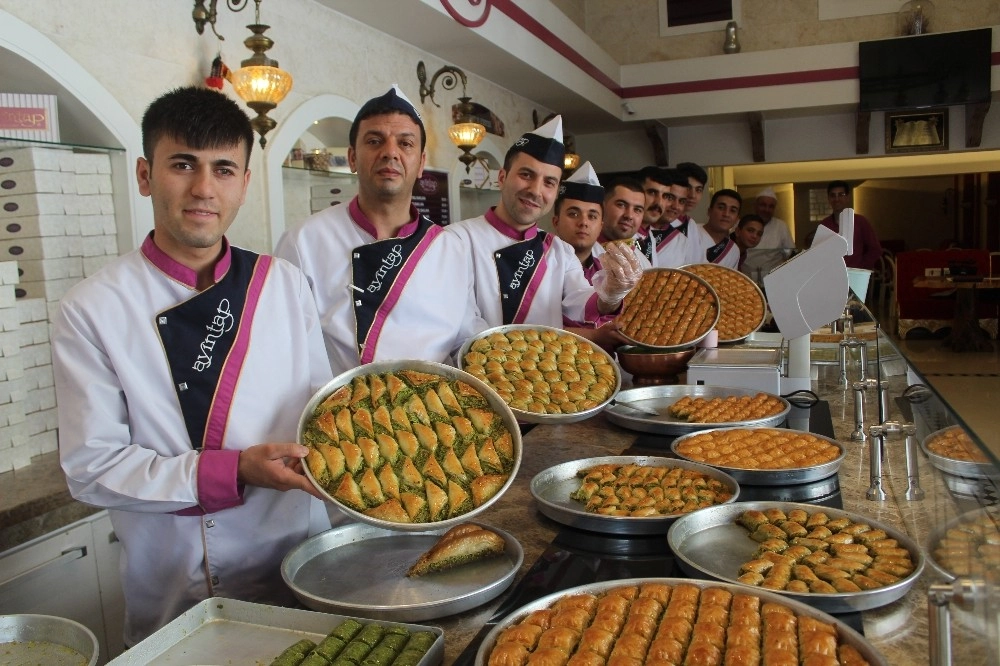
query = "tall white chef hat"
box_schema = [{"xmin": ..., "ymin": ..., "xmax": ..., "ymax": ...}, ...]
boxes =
[
  {"xmin": 756, "ymin": 187, "xmax": 778, "ymax": 201},
  {"xmin": 508, "ymin": 114, "xmax": 565, "ymax": 168},
  {"xmin": 558, "ymin": 161, "xmax": 604, "ymax": 204}
]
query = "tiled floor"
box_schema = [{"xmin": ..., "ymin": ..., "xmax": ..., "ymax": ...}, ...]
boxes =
[{"xmin": 891, "ymin": 336, "xmax": 1000, "ymax": 458}]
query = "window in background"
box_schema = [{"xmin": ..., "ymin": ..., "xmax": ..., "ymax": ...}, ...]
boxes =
[{"xmin": 659, "ymin": 0, "xmax": 740, "ymax": 36}]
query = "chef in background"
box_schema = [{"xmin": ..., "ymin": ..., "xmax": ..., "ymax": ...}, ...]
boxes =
[
  {"xmin": 276, "ymin": 85, "xmax": 486, "ymax": 375},
  {"xmin": 449, "ymin": 116, "xmax": 642, "ymax": 328},
  {"xmin": 52, "ymin": 87, "xmax": 332, "ymax": 645}
]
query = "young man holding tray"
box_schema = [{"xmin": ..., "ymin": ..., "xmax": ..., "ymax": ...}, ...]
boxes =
[{"xmin": 52, "ymin": 87, "xmax": 333, "ymax": 646}]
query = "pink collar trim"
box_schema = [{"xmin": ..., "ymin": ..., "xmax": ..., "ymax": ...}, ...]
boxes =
[
  {"xmin": 485, "ymin": 207, "xmax": 539, "ymax": 241},
  {"xmin": 141, "ymin": 232, "xmax": 231, "ymax": 288},
  {"xmin": 349, "ymin": 197, "xmax": 421, "ymax": 238}
]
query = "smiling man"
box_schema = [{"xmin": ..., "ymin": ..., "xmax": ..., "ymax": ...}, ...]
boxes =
[
  {"xmin": 276, "ymin": 86, "xmax": 485, "ymax": 374},
  {"xmin": 635, "ymin": 166, "xmax": 692, "ymax": 268},
  {"xmin": 52, "ymin": 87, "xmax": 333, "ymax": 645},
  {"xmin": 450, "ymin": 117, "xmax": 641, "ymax": 328},
  {"xmin": 689, "ymin": 188, "xmax": 742, "ymax": 268}
]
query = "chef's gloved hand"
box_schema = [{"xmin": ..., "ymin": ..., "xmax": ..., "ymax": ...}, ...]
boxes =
[{"xmin": 593, "ymin": 242, "xmax": 644, "ymax": 311}]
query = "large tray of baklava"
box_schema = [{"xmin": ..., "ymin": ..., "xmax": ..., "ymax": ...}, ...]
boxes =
[
  {"xmin": 921, "ymin": 425, "xmax": 997, "ymax": 480},
  {"xmin": 605, "ymin": 384, "xmax": 789, "ymax": 435},
  {"xmin": 474, "ymin": 578, "xmax": 886, "ymax": 666},
  {"xmin": 530, "ymin": 455, "xmax": 739, "ymax": 535},
  {"xmin": 459, "ymin": 324, "xmax": 621, "ymax": 424},
  {"xmin": 616, "ymin": 268, "xmax": 720, "ymax": 351},
  {"xmin": 671, "ymin": 426, "xmax": 846, "ymax": 485},
  {"xmin": 682, "ymin": 263, "xmax": 767, "ymax": 343},
  {"xmin": 298, "ymin": 360, "xmax": 522, "ymax": 531},
  {"xmin": 667, "ymin": 501, "xmax": 924, "ymax": 613}
]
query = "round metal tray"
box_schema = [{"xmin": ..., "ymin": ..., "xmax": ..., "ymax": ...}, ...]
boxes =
[
  {"xmin": 282, "ymin": 521, "xmax": 523, "ymax": 622},
  {"xmin": 473, "ymin": 577, "xmax": 887, "ymax": 666},
  {"xmin": 617, "ymin": 268, "xmax": 721, "ymax": 351},
  {"xmin": 457, "ymin": 324, "xmax": 621, "ymax": 424},
  {"xmin": 671, "ymin": 426, "xmax": 846, "ymax": 484},
  {"xmin": 530, "ymin": 455, "xmax": 740, "ymax": 535},
  {"xmin": 681, "ymin": 263, "xmax": 767, "ymax": 343},
  {"xmin": 297, "ymin": 359, "xmax": 522, "ymax": 532},
  {"xmin": 921, "ymin": 425, "xmax": 997, "ymax": 479},
  {"xmin": 0, "ymin": 614, "xmax": 98, "ymax": 666},
  {"xmin": 925, "ymin": 506, "xmax": 1000, "ymax": 582},
  {"xmin": 667, "ymin": 501, "xmax": 925, "ymax": 613},
  {"xmin": 604, "ymin": 384, "xmax": 790, "ymax": 436}
]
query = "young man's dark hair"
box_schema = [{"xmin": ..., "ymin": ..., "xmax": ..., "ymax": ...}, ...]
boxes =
[
  {"xmin": 710, "ymin": 188, "xmax": 742, "ymax": 207},
  {"xmin": 141, "ymin": 87, "xmax": 254, "ymax": 167},
  {"xmin": 676, "ymin": 162, "xmax": 708, "ymax": 187},
  {"xmin": 603, "ymin": 176, "xmax": 644, "ymax": 201},
  {"xmin": 827, "ymin": 180, "xmax": 852, "ymax": 195},
  {"xmin": 639, "ymin": 166, "xmax": 689, "ymax": 188},
  {"xmin": 348, "ymin": 88, "xmax": 427, "ymax": 150},
  {"xmin": 737, "ymin": 213, "xmax": 764, "ymax": 229}
]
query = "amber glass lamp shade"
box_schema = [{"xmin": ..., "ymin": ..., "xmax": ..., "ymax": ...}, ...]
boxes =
[
  {"xmin": 230, "ymin": 65, "xmax": 293, "ymax": 107},
  {"xmin": 563, "ymin": 152, "xmax": 581, "ymax": 172}
]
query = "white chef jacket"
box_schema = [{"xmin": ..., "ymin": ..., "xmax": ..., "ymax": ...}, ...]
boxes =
[
  {"xmin": 638, "ymin": 221, "xmax": 690, "ymax": 268},
  {"xmin": 758, "ymin": 216, "xmax": 795, "ymax": 250},
  {"xmin": 52, "ymin": 234, "xmax": 333, "ymax": 646},
  {"xmin": 688, "ymin": 223, "xmax": 741, "ymax": 269},
  {"xmin": 274, "ymin": 198, "xmax": 486, "ymax": 376},
  {"xmin": 448, "ymin": 209, "xmax": 603, "ymax": 328}
]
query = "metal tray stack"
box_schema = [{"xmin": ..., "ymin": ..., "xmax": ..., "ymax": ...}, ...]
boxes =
[
  {"xmin": 530, "ymin": 455, "xmax": 740, "ymax": 535},
  {"xmin": 667, "ymin": 501, "xmax": 924, "ymax": 613},
  {"xmin": 604, "ymin": 385, "xmax": 790, "ymax": 436},
  {"xmin": 282, "ymin": 522, "xmax": 523, "ymax": 622},
  {"xmin": 457, "ymin": 324, "xmax": 622, "ymax": 424},
  {"xmin": 106, "ymin": 598, "xmax": 445, "ymax": 665}
]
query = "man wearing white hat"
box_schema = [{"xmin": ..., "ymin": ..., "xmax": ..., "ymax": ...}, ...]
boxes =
[
  {"xmin": 753, "ymin": 187, "xmax": 794, "ymax": 251},
  {"xmin": 450, "ymin": 116, "xmax": 642, "ymax": 328},
  {"xmin": 276, "ymin": 86, "xmax": 486, "ymax": 375},
  {"xmin": 550, "ymin": 162, "xmax": 634, "ymax": 351}
]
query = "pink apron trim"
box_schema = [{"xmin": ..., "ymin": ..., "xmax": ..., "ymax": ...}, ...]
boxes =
[
  {"xmin": 360, "ymin": 224, "xmax": 444, "ymax": 363},
  {"xmin": 141, "ymin": 233, "xmax": 233, "ymax": 288},
  {"xmin": 485, "ymin": 207, "xmax": 538, "ymax": 241},
  {"xmin": 350, "ymin": 197, "xmax": 421, "ymax": 239},
  {"xmin": 173, "ymin": 448, "xmax": 243, "ymax": 515},
  {"xmin": 712, "ymin": 239, "xmax": 737, "ymax": 264}
]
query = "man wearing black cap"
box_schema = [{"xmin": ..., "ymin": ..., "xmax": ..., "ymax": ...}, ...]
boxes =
[
  {"xmin": 276, "ymin": 86, "xmax": 485, "ymax": 375},
  {"xmin": 449, "ymin": 116, "xmax": 641, "ymax": 328}
]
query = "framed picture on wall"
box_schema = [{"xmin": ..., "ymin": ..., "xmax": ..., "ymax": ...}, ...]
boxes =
[{"xmin": 885, "ymin": 109, "xmax": 948, "ymax": 154}]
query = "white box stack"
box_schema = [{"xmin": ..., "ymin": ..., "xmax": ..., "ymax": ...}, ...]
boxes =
[{"xmin": 0, "ymin": 144, "xmax": 119, "ymax": 470}]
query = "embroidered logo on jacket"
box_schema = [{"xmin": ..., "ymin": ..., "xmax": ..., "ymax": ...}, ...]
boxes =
[
  {"xmin": 367, "ymin": 244, "xmax": 404, "ymax": 293},
  {"xmin": 510, "ymin": 250, "xmax": 536, "ymax": 289},
  {"xmin": 193, "ymin": 299, "xmax": 234, "ymax": 371}
]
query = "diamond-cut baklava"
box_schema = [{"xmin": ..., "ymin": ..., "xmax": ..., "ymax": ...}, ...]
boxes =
[
  {"xmin": 674, "ymin": 428, "xmax": 840, "ymax": 470},
  {"xmin": 462, "ymin": 328, "xmax": 617, "ymax": 415},
  {"xmin": 570, "ymin": 463, "xmax": 733, "ymax": 517},
  {"xmin": 485, "ymin": 582, "xmax": 873, "ymax": 666},
  {"xmin": 668, "ymin": 393, "xmax": 785, "ymax": 424},
  {"xmin": 617, "ymin": 269, "xmax": 719, "ymax": 348},
  {"xmin": 683, "ymin": 263, "xmax": 766, "ymax": 342},
  {"xmin": 926, "ymin": 426, "xmax": 988, "ymax": 463},
  {"xmin": 302, "ymin": 369, "xmax": 515, "ymax": 523},
  {"xmin": 735, "ymin": 509, "xmax": 916, "ymax": 594}
]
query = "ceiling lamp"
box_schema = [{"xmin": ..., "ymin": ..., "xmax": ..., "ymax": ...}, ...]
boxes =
[
  {"xmin": 417, "ymin": 62, "xmax": 486, "ymax": 172},
  {"xmin": 192, "ymin": 0, "xmax": 292, "ymax": 148},
  {"xmin": 563, "ymin": 152, "xmax": 581, "ymax": 172}
]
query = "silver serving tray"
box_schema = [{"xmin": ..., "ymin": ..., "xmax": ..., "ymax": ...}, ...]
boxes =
[
  {"xmin": 921, "ymin": 425, "xmax": 997, "ymax": 479},
  {"xmin": 671, "ymin": 426, "xmax": 846, "ymax": 484},
  {"xmin": 618, "ymin": 268, "xmax": 721, "ymax": 351},
  {"xmin": 530, "ymin": 455, "xmax": 740, "ymax": 535},
  {"xmin": 925, "ymin": 506, "xmax": 1000, "ymax": 582},
  {"xmin": 298, "ymin": 359, "xmax": 522, "ymax": 532},
  {"xmin": 604, "ymin": 384, "xmax": 790, "ymax": 435},
  {"xmin": 282, "ymin": 521, "xmax": 523, "ymax": 622},
  {"xmin": 107, "ymin": 597, "xmax": 443, "ymax": 665},
  {"xmin": 681, "ymin": 263, "xmax": 767, "ymax": 343},
  {"xmin": 457, "ymin": 324, "xmax": 622, "ymax": 424},
  {"xmin": 667, "ymin": 501, "xmax": 925, "ymax": 613},
  {"xmin": 0, "ymin": 614, "xmax": 97, "ymax": 666},
  {"xmin": 473, "ymin": 577, "xmax": 887, "ymax": 666}
]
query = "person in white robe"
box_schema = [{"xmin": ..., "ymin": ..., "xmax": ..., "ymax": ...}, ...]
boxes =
[
  {"xmin": 449, "ymin": 117, "xmax": 641, "ymax": 329},
  {"xmin": 634, "ymin": 167, "xmax": 692, "ymax": 268},
  {"xmin": 687, "ymin": 189, "xmax": 742, "ymax": 269},
  {"xmin": 275, "ymin": 86, "xmax": 485, "ymax": 376},
  {"xmin": 52, "ymin": 87, "xmax": 333, "ymax": 646}
]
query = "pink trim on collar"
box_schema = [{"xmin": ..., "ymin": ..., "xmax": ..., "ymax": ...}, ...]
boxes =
[
  {"xmin": 485, "ymin": 207, "xmax": 538, "ymax": 241},
  {"xmin": 141, "ymin": 232, "xmax": 231, "ymax": 288},
  {"xmin": 349, "ymin": 197, "xmax": 422, "ymax": 239}
]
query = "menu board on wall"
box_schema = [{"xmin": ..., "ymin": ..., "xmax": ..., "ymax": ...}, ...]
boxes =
[{"xmin": 412, "ymin": 168, "xmax": 450, "ymax": 225}]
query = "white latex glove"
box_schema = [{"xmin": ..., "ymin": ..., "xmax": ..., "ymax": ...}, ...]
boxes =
[{"xmin": 592, "ymin": 241, "xmax": 644, "ymax": 307}]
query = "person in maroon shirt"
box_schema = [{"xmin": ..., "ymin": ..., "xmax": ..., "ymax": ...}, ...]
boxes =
[{"xmin": 818, "ymin": 180, "xmax": 882, "ymax": 270}]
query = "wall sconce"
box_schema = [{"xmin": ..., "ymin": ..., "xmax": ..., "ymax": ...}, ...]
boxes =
[
  {"xmin": 417, "ymin": 61, "xmax": 486, "ymax": 172},
  {"xmin": 192, "ymin": 0, "xmax": 293, "ymax": 148}
]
